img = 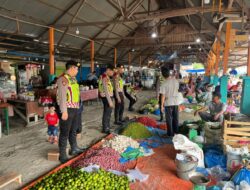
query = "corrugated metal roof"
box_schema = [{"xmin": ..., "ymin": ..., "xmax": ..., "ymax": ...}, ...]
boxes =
[{"xmin": 0, "ymin": 0, "xmax": 246, "ymax": 65}]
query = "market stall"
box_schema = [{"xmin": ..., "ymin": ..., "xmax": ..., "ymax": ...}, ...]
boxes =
[
  {"xmin": 80, "ymin": 88, "xmax": 99, "ymax": 102},
  {"xmin": 22, "ymin": 117, "xmax": 193, "ymax": 190}
]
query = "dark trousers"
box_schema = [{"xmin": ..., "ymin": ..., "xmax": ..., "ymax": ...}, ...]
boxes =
[
  {"xmin": 114, "ymin": 92, "xmax": 124, "ymax": 122},
  {"xmin": 124, "ymin": 87, "xmax": 136, "ymax": 110},
  {"xmin": 102, "ymin": 97, "xmax": 113, "ymax": 132},
  {"xmin": 76, "ymin": 103, "xmax": 83, "ymax": 134},
  {"xmin": 165, "ymin": 106, "xmax": 179, "ymax": 136},
  {"xmin": 59, "ymin": 108, "xmax": 78, "ymax": 157},
  {"xmin": 159, "ymin": 94, "xmax": 163, "ymax": 121}
]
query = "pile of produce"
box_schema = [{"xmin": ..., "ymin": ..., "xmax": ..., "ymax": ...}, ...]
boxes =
[
  {"xmin": 30, "ymin": 166, "xmax": 130, "ymax": 190},
  {"xmin": 71, "ymin": 147, "xmax": 127, "ymax": 171},
  {"xmin": 103, "ymin": 135, "xmax": 140, "ymax": 154},
  {"xmin": 136, "ymin": 116, "xmax": 157, "ymax": 128},
  {"xmin": 157, "ymin": 123, "xmax": 167, "ymax": 130},
  {"xmin": 148, "ymin": 98, "xmax": 158, "ymax": 105},
  {"xmin": 121, "ymin": 122, "xmax": 153, "ymax": 139},
  {"xmin": 139, "ymin": 98, "xmax": 159, "ymax": 114}
]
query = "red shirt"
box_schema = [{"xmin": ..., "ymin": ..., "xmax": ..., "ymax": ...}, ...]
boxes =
[{"xmin": 45, "ymin": 113, "xmax": 59, "ymax": 126}]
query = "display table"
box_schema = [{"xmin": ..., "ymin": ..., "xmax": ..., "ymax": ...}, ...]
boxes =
[
  {"xmin": 7, "ymin": 99, "xmax": 44, "ymax": 127},
  {"xmin": 0, "ymin": 103, "xmax": 10, "ymax": 135},
  {"xmin": 80, "ymin": 89, "xmax": 98, "ymax": 102}
]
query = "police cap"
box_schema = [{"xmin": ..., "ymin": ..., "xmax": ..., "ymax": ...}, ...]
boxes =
[{"xmin": 66, "ymin": 60, "xmax": 80, "ymax": 70}]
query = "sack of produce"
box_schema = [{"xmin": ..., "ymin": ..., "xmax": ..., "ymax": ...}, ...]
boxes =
[{"xmin": 121, "ymin": 122, "xmax": 153, "ymax": 139}]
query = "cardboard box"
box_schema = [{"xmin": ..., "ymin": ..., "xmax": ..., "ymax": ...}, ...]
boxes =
[{"xmin": 47, "ymin": 150, "xmax": 59, "ymax": 161}]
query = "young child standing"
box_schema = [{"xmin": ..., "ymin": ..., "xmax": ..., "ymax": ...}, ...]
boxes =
[{"xmin": 45, "ymin": 104, "xmax": 59, "ymax": 144}]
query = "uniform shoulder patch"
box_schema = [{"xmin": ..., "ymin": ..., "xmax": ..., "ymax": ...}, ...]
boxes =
[
  {"xmin": 61, "ymin": 76, "xmax": 68, "ymax": 86},
  {"xmin": 102, "ymin": 73, "xmax": 107, "ymax": 78}
]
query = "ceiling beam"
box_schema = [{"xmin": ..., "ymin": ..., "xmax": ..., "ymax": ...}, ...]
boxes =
[
  {"xmin": 126, "ymin": 0, "xmax": 144, "ymax": 18},
  {"xmin": 94, "ymin": 29, "xmax": 212, "ymax": 41},
  {"xmin": 57, "ymin": 0, "xmax": 87, "ymax": 47},
  {"xmin": 117, "ymin": 41, "xmax": 213, "ymax": 48},
  {"xmin": 55, "ymin": 6, "xmax": 239, "ymax": 27},
  {"xmin": 37, "ymin": 0, "xmax": 80, "ymax": 38},
  {"xmin": 80, "ymin": 0, "xmax": 141, "ymax": 51},
  {"xmin": 37, "ymin": 0, "xmax": 123, "ymax": 38}
]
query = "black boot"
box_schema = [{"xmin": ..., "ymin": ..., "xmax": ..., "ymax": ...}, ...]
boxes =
[
  {"xmin": 69, "ymin": 146, "xmax": 85, "ymax": 156},
  {"xmin": 59, "ymin": 150, "xmax": 68, "ymax": 164},
  {"xmin": 114, "ymin": 121, "xmax": 123, "ymax": 125}
]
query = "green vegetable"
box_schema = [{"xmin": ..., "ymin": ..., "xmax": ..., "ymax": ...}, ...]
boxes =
[
  {"xmin": 30, "ymin": 167, "xmax": 130, "ymax": 190},
  {"xmin": 121, "ymin": 122, "xmax": 153, "ymax": 139},
  {"xmin": 148, "ymin": 98, "xmax": 158, "ymax": 106}
]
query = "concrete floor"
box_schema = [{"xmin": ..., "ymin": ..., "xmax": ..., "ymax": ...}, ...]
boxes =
[{"xmin": 0, "ymin": 90, "xmax": 196, "ymax": 190}]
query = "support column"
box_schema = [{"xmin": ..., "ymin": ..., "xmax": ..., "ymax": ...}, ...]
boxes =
[
  {"xmin": 128, "ymin": 52, "xmax": 131, "ymax": 70},
  {"xmin": 220, "ymin": 22, "xmax": 232, "ymax": 103},
  {"xmin": 213, "ymin": 32, "xmax": 221, "ymax": 86},
  {"xmin": 240, "ymin": 34, "xmax": 250, "ymax": 115},
  {"xmin": 114, "ymin": 48, "xmax": 117, "ymax": 67},
  {"xmin": 49, "ymin": 27, "xmax": 55, "ymax": 83},
  {"xmin": 90, "ymin": 40, "xmax": 94, "ymax": 73}
]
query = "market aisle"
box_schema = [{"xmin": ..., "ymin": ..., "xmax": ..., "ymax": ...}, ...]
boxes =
[
  {"xmin": 130, "ymin": 144, "xmax": 193, "ymax": 190},
  {"xmin": 0, "ymin": 90, "xmax": 197, "ymax": 190}
]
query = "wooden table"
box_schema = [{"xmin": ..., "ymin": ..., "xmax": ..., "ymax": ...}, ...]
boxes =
[
  {"xmin": 7, "ymin": 99, "xmax": 44, "ymax": 127},
  {"xmin": 80, "ymin": 89, "xmax": 99, "ymax": 102},
  {"xmin": 0, "ymin": 103, "xmax": 10, "ymax": 135}
]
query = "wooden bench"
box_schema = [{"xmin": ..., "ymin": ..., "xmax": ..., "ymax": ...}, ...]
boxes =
[{"xmin": 0, "ymin": 172, "xmax": 22, "ymax": 189}]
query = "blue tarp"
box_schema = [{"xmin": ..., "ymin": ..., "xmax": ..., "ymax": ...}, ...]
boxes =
[{"xmin": 186, "ymin": 69, "xmax": 205, "ymax": 73}]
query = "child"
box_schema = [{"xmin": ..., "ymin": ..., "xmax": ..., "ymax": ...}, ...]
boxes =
[{"xmin": 45, "ymin": 104, "xmax": 59, "ymax": 144}]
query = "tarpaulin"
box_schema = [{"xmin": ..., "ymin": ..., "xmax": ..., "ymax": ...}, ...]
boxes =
[{"xmin": 130, "ymin": 145, "xmax": 193, "ymax": 190}]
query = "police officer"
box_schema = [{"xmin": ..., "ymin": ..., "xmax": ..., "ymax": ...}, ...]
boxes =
[
  {"xmin": 56, "ymin": 60, "xmax": 84, "ymax": 163},
  {"xmin": 98, "ymin": 64, "xmax": 114, "ymax": 134},
  {"xmin": 113, "ymin": 64, "xmax": 125, "ymax": 125}
]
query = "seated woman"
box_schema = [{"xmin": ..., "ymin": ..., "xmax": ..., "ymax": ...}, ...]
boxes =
[
  {"xmin": 196, "ymin": 83, "xmax": 213, "ymax": 105},
  {"xmin": 194, "ymin": 92, "xmax": 227, "ymax": 123}
]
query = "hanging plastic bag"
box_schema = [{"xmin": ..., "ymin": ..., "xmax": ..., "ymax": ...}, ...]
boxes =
[{"xmin": 232, "ymin": 168, "xmax": 250, "ymax": 185}]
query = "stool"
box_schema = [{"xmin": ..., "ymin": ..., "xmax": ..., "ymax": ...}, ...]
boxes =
[
  {"xmin": 27, "ymin": 114, "xmax": 38, "ymax": 124},
  {"xmin": 0, "ymin": 172, "xmax": 22, "ymax": 189}
]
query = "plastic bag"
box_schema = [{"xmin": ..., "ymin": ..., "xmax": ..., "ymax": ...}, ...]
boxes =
[
  {"xmin": 239, "ymin": 180, "xmax": 250, "ymax": 190},
  {"xmin": 120, "ymin": 147, "xmax": 144, "ymax": 163},
  {"xmin": 204, "ymin": 145, "xmax": 227, "ymax": 170},
  {"xmin": 173, "ymin": 134, "xmax": 204, "ymax": 167},
  {"xmin": 219, "ymin": 181, "xmax": 235, "ymax": 190},
  {"xmin": 232, "ymin": 168, "xmax": 250, "ymax": 185},
  {"xmin": 226, "ymin": 145, "xmax": 249, "ymax": 156},
  {"xmin": 126, "ymin": 168, "xmax": 149, "ymax": 182},
  {"xmin": 207, "ymin": 166, "xmax": 231, "ymax": 181}
]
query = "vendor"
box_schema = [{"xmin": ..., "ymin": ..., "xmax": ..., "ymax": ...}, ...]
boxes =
[
  {"xmin": 98, "ymin": 64, "xmax": 114, "ymax": 134},
  {"xmin": 56, "ymin": 60, "xmax": 84, "ymax": 163},
  {"xmin": 87, "ymin": 71, "xmax": 98, "ymax": 88},
  {"xmin": 196, "ymin": 83, "xmax": 213, "ymax": 105},
  {"xmin": 194, "ymin": 92, "xmax": 226, "ymax": 123},
  {"xmin": 113, "ymin": 64, "xmax": 125, "ymax": 125}
]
